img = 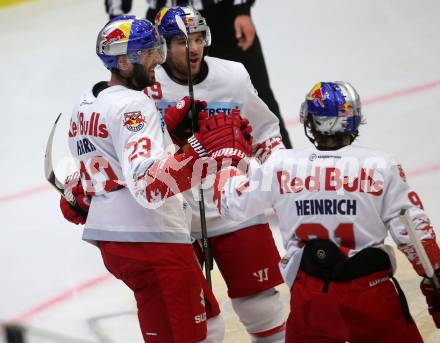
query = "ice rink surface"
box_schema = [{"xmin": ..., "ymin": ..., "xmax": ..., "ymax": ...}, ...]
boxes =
[{"xmin": 0, "ymin": 0, "xmax": 439, "ymax": 341}]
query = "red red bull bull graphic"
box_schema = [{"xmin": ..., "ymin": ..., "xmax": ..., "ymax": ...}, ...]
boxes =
[
  {"xmin": 155, "ymin": 7, "xmax": 169, "ymax": 25},
  {"xmin": 338, "ymin": 103, "xmax": 354, "ymax": 116},
  {"xmin": 307, "ymin": 82, "xmax": 326, "ymax": 107},
  {"xmin": 102, "ymin": 23, "xmax": 131, "ymax": 50},
  {"xmin": 123, "ymin": 111, "xmax": 146, "ymax": 132},
  {"xmin": 184, "ymin": 16, "xmax": 194, "ymax": 26}
]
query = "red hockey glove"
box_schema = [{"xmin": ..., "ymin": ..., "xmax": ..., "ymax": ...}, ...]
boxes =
[
  {"xmin": 142, "ymin": 113, "xmax": 252, "ymax": 202},
  {"xmin": 59, "ymin": 174, "xmax": 90, "ymax": 225},
  {"xmin": 420, "ymin": 271, "xmax": 440, "ymax": 328},
  {"xmin": 164, "ymin": 96, "xmax": 207, "ymax": 143},
  {"xmin": 189, "ymin": 111, "xmax": 252, "ymax": 168}
]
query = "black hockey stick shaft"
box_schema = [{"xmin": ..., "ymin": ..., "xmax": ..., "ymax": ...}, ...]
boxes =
[
  {"xmin": 186, "ymin": 36, "xmax": 213, "ymax": 287},
  {"xmin": 176, "ymin": 15, "xmax": 213, "ymax": 287}
]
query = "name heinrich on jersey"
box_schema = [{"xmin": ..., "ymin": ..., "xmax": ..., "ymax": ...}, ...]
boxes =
[{"xmin": 295, "ymin": 199, "xmax": 357, "ymax": 216}]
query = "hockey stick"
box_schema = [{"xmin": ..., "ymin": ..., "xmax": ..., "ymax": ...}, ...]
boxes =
[
  {"xmin": 400, "ymin": 209, "xmax": 440, "ymax": 290},
  {"xmin": 175, "ymin": 14, "xmax": 213, "ymax": 287},
  {"xmin": 44, "ymin": 114, "xmax": 67, "ymax": 196},
  {"xmin": 44, "ymin": 113, "xmax": 86, "ymax": 215}
]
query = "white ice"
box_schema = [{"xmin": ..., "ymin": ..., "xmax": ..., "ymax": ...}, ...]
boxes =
[{"xmin": 0, "ymin": 0, "xmax": 439, "ymax": 342}]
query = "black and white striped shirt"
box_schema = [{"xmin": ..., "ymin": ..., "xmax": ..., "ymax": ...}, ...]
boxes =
[{"xmin": 105, "ymin": 0, "xmax": 255, "ymax": 17}]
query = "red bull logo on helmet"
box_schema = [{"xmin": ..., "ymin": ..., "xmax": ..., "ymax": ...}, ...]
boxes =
[
  {"xmin": 184, "ymin": 15, "xmax": 194, "ymax": 26},
  {"xmin": 155, "ymin": 7, "xmax": 169, "ymax": 25},
  {"xmin": 307, "ymin": 82, "xmax": 326, "ymax": 108},
  {"xmin": 123, "ymin": 111, "xmax": 145, "ymax": 132},
  {"xmin": 338, "ymin": 103, "xmax": 354, "ymax": 116},
  {"xmin": 102, "ymin": 22, "xmax": 131, "ymax": 50},
  {"xmin": 156, "ymin": 7, "xmax": 193, "ymax": 32}
]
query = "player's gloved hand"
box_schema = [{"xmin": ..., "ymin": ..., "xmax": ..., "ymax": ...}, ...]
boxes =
[
  {"xmin": 59, "ymin": 174, "xmax": 90, "ymax": 225},
  {"xmin": 420, "ymin": 271, "xmax": 440, "ymax": 328},
  {"xmin": 186, "ymin": 110, "xmax": 253, "ymax": 169},
  {"xmin": 211, "ymin": 110, "xmax": 252, "ymax": 171},
  {"xmin": 165, "ymin": 96, "xmax": 207, "ymax": 144}
]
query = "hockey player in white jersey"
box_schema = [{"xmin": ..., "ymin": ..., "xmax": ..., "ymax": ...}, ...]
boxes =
[
  {"xmin": 58, "ymin": 15, "xmax": 255, "ymax": 343},
  {"xmin": 150, "ymin": 6, "xmax": 286, "ymax": 342},
  {"xmin": 217, "ymin": 81, "xmax": 440, "ymax": 342}
]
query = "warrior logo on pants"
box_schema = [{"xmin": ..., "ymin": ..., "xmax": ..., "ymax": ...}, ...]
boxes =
[{"xmin": 253, "ymin": 268, "xmax": 269, "ymax": 282}]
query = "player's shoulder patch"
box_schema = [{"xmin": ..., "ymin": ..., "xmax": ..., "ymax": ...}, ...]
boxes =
[{"xmin": 123, "ymin": 111, "xmax": 145, "ymax": 132}]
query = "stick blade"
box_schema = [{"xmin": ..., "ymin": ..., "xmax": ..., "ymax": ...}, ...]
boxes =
[
  {"xmin": 174, "ymin": 15, "xmax": 188, "ymax": 37},
  {"xmin": 44, "ymin": 113, "xmax": 65, "ymax": 195}
]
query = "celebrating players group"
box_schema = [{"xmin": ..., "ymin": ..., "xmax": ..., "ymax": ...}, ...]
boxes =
[{"xmin": 58, "ymin": 4, "xmax": 440, "ymax": 343}]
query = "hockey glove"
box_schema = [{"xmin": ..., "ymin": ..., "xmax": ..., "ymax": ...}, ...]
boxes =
[
  {"xmin": 420, "ymin": 270, "xmax": 440, "ymax": 328},
  {"xmin": 165, "ymin": 96, "xmax": 207, "ymax": 144},
  {"xmin": 142, "ymin": 112, "xmax": 252, "ymax": 202},
  {"xmin": 59, "ymin": 173, "xmax": 90, "ymax": 225},
  {"xmin": 187, "ymin": 111, "xmax": 253, "ymax": 169}
]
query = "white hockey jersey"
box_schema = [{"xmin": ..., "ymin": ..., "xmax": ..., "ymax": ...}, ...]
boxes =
[
  {"xmin": 68, "ymin": 84, "xmax": 192, "ymax": 244},
  {"xmin": 145, "ymin": 56, "xmax": 282, "ymax": 238},
  {"xmin": 220, "ymin": 145, "xmax": 436, "ymax": 286}
]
